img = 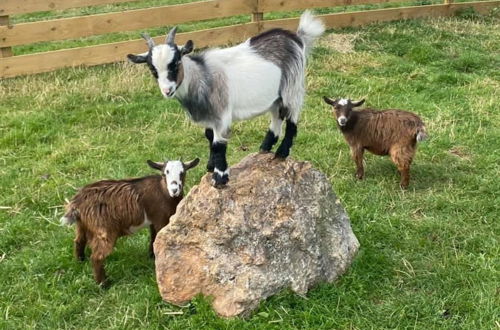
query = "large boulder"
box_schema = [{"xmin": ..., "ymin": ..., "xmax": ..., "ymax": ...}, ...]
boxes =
[{"xmin": 154, "ymin": 153, "xmax": 359, "ymax": 317}]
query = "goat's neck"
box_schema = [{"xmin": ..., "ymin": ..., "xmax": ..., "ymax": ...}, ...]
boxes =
[{"xmin": 175, "ymin": 56, "xmax": 204, "ymax": 100}]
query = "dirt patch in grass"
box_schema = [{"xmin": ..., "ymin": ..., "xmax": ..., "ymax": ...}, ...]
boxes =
[
  {"xmin": 320, "ymin": 33, "xmax": 360, "ymax": 53},
  {"xmin": 448, "ymin": 146, "xmax": 472, "ymax": 160}
]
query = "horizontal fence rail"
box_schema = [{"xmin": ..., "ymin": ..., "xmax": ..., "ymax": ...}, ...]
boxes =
[
  {"xmin": 1, "ymin": 0, "xmax": 499, "ymax": 78},
  {"xmin": 0, "ymin": 0, "xmax": 140, "ymax": 16},
  {"xmin": 0, "ymin": 0, "xmax": 256, "ymax": 48}
]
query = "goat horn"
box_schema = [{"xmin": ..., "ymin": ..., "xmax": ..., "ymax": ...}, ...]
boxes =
[
  {"xmin": 166, "ymin": 26, "xmax": 178, "ymax": 45},
  {"xmin": 141, "ymin": 33, "xmax": 155, "ymax": 49}
]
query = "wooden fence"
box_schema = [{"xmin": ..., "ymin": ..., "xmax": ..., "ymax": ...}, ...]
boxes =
[{"xmin": 1, "ymin": 0, "xmax": 498, "ymax": 78}]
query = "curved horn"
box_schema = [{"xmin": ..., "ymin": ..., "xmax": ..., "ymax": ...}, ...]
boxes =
[
  {"xmin": 166, "ymin": 26, "xmax": 178, "ymax": 45},
  {"xmin": 141, "ymin": 32, "xmax": 155, "ymax": 49}
]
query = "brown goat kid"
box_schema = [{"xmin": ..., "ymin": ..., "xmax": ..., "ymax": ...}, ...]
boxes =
[
  {"xmin": 323, "ymin": 97, "xmax": 427, "ymax": 188},
  {"xmin": 61, "ymin": 158, "xmax": 199, "ymax": 285}
]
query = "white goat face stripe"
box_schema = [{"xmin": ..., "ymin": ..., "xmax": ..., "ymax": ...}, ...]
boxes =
[
  {"xmin": 164, "ymin": 161, "xmax": 184, "ymax": 197},
  {"xmin": 151, "ymin": 45, "xmax": 178, "ymax": 96},
  {"xmin": 338, "ymin": 98, "xmax": 349, "ymax": 106}
]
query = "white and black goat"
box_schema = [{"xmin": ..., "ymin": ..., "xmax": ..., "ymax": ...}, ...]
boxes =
[
  {"xmin": 127, "ymin": 11, "xmax": 325, "ymax": 186},
  {"xmin": 61, "ymin": 158, "xmax": 199, "ymax": 285}
]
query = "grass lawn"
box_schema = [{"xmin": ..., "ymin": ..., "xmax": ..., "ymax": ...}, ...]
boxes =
[{"xmin": 0, "ymin": 4, "xmax": 499, "ymax": 329}]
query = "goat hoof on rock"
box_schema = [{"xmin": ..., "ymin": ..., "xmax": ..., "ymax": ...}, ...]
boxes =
[
  {"xmin": 274, "ymin": 148, "xmax": 290, "ymax": 159},
  {"xmin": 211, "ymin": 172, "xmax": 229, "ymax": 188}
]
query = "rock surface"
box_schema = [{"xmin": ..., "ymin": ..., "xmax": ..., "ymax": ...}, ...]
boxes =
[{"xmin": 154, "ymin": 153, "xmax": 359, "ymax": 317}]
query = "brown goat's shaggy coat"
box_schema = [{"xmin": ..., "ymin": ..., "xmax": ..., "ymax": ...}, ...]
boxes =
[
  {"xmin": 324, "ymin": 97, "xmax": 427, "ymax": 188},
  {"xmin": 62, "ymin": 158, "xmax": 199, "ymax": 285}
]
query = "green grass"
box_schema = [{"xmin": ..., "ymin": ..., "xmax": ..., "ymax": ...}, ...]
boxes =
[{"xmin": 1, "ymin": 6, "xmax": 500, "ymax": 330}]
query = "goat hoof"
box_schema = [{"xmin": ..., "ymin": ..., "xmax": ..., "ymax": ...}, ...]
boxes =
[
  {"xmin": 98, "ymin": 279, "xmax": 112, "ymax": 289},
  {"xmin": 211, "ymin": 172, "xmax": 229, "ymax": 188},
  {"xmin": 259, "ymin": 149, "xmax": 272, "ymax": 154},
  {"xmin": 274, "ymin": 149, "xmax": 289, "ymax": 159}
]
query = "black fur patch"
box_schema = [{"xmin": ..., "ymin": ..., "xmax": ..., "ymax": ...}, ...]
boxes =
[
  {"xmin": 250, "ymin": 28, "xmax": 303, "ymax": 48},
  {"xmin": 211, "ymin": 142, "xmax": 228, "ymax": 172},
  {"xmin": 211, "ymin": 141, "xmax": 229, "ymax": 186},
  {"xmin": 167, "ymin": 48, "xmax": 182, "ymax": 82},
  {"xmin": 275, "ymin": 120, "xmax": 297, "ymax": 159},
  {"xmin": 189, "ymin": 54, "xmax": 206, "ymax": 66},
  {"xmin": 260, "ymin": 130, "xmax": 279, "ymax": 152}
]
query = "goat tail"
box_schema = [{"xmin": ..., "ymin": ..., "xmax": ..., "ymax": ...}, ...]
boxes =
[
  {"xmin": 297, "ymin": 10, "xmax": 325, "ymax": 56},
  {"xmin": 60, "ymin": 204, "xmax": 80, "ymax": 226},
  {"xmin": 416, "ymin": 126, "xmax": 428, "ymax": 143}
]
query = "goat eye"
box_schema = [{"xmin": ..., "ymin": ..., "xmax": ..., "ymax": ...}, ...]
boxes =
[{"xmin": 166, "ymin": 170, "xmax": 170, "ymax": 174}]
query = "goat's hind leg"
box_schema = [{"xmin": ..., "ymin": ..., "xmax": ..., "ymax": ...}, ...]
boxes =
[
  {"xmin": 89, "ymin": 234, "xmax": 116, "ymax": 286},
  {"xmin": 390, "ymin": 146, "xmax": 414, "ymax": 189},
  {"xmin": 275, "ymin": 92, "xmax": 302, "ymax": 159},
  {"xmin": 260, "ymin": 106, "xmax": 283, "ymax": 153},
  {"xmin": 275, "ymin": 118, "xmax": 297, "ymax": 159}
]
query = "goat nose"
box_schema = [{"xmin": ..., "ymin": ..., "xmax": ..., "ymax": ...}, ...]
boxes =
[{"xmin": 162, "ymin": 88, "xmax": 170, "ymax": 95}]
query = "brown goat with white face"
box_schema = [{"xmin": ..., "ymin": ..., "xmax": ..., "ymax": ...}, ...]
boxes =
[
  {"xmin": 323, "ymin": 97, "xmax": 427, "ymax": 188},
  {"xmin": 61, "ymin": 158, "xmax": 199, "ymax": 285}
]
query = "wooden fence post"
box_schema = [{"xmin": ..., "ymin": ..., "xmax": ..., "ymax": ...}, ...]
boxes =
[
  {"xmin": 252, "ymin": 0, "xmax": 263, "ymax": 33},
  {"xmin": 0, "ymin": 15, "xmax": 13, "ymax": 57}
]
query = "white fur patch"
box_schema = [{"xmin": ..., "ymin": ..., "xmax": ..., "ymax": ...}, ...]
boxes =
[
  {"xmin": 129, "ymin": 213, "xmax": 152, "ymax": 234},
  {"xmin": 164, "ymin": 161, "xmax": 184, "ymax": 197},
  {"xmin": 338, "ymin": 99, "xmax": 348, "ymax": 106},
  {"xmin": 60, "ymin": 216, "xmax": 73, "ymax": 226},
  {"xmin": 337, "ymin": 115, "xmax": 347, "ymax": 126},
  {"xmin": 214, "ymin": 168, "xmax": 230, "ymax": 176}
]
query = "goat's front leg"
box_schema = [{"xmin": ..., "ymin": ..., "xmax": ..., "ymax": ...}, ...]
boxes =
[
  {"xmin": 205, "ymin": 128, "xmax": 215, "ymax": 172},
  {"xmin": 211, "ymin": 128, "xmax": 229, "ymax": 187},
  {"xmin": 351, "ymin": 146, "xmax": 364, "ymax": 180}
]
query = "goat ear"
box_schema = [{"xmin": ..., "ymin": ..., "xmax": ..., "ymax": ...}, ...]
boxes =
[
  {"xmin": 323, "ymin": 96, "xmax": 337, "ymax": 106},
  {"xmin": 183, "ymin": 158, "xmax": 200, "ymax": 171},
  {"xmin": 166, "ymin": 26, "xmax": 178, "ymax": 45},
  {"xmin": 180, "ymin": 40, "xmax": 194, "ymax": 56},
  {"xmin": 351, "ymin": 99, "xmax": 365, "ymax": 107},
  {"xmin": 147, "ymin": 160, "xmax": 164, "ymax": 171},
  {"xmin": 127, "ymin": 53, "xmax": 148, "ymax": 64}
]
